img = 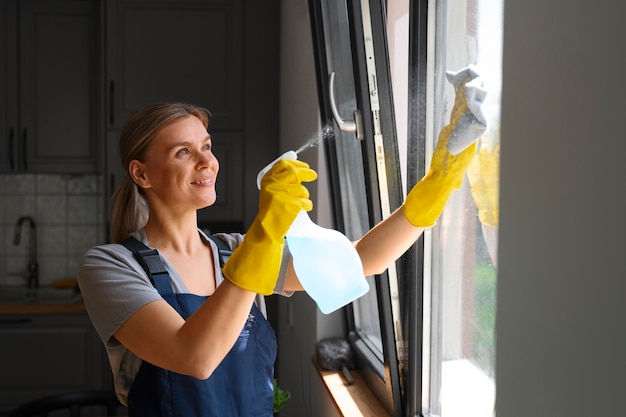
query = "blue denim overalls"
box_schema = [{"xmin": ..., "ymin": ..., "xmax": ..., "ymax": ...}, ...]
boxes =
[{"xmin": 122, "ymin": 236, "xmax": 277, "ymax": 417}]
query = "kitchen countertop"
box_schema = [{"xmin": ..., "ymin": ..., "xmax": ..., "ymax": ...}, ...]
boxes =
[{"xmin": 0, "ymin": 287, "xmax": 86, "ymax": 315}]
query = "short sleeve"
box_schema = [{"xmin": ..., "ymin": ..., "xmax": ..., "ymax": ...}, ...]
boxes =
[{"xmin": 76, "ymin": 243, "xmax": 163, "ymax": 346}]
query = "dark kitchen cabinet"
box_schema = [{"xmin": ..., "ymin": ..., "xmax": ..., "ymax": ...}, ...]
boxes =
[
  {"xmin": 0, "ymin": 313, "xmax": 110, "ymax": 415},
  {"xmin": 0, "ymin": 0, "xmax": 103, "ymax": 174},
  {"xmin": 105, "ymin": 0, "xmax": 243, "ymax": 131},
  {"xmin": 104, "ymin": 0, "xmax": 251, "ymax": 231}
]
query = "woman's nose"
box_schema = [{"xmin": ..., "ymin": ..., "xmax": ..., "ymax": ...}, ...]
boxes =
[{"xmin": 198, "ymin": 151, "xmax": 218, "ymax": 169}]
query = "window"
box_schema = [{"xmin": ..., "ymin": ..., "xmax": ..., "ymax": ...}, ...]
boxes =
[{"xmin": 309, "ymin": 0, "xmax": 502, "ymax": 415}]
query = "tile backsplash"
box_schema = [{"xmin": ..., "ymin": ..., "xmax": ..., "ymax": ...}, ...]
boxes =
[{"xmin": 0, "ymin": 174, "xmax": 105, "ymax": 288}]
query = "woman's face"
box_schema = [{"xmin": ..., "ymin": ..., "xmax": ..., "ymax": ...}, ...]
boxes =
[{"xmin": 132, "ymin": 115, "xmax": 220, "ymax": 213}]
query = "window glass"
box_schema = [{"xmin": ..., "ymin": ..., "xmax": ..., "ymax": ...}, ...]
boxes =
[
  {"xmin": 425, "ymin": 0, "xmax": 502, "ymax": 415},
  {"xmin": 385, "ymin": 0, "xmax": 502, "ymax": 414}
]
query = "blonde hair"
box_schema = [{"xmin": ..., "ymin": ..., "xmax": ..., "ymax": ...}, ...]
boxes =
[{"xmin": 109, "ymin": 103, "xmax": 211, "ymax": 243}]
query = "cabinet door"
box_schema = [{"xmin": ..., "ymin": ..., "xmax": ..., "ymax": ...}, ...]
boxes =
[
  {"xmin": 106, "ymin": 0, "xmax": 243, "ymax": 130},
  {"xmin": 19, "ymin": 0, "xmax": 102, "ymax": 173},
  {"xmin": 0, "ymin": 1, "xmax": 18, "ymax": 172},
  {"xmin": 0, "ymin": 314, "xmax": 109, "ymax": 413}
]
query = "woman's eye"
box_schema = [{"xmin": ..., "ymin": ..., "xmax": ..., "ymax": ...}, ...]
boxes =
[
  {"xmin": 175, "ymin": 148, "xmax": 190, "ymax": 157},
  {"xmin": 202, "ymin": 143, "xmax": 212, "ymax": 151}
]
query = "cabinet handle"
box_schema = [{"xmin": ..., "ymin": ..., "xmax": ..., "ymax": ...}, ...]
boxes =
[
  {"xmin": 109, "ymin": 80, "xmax": 115, "ymax": 126},
  {"xmin": 8, "ymin": 127, "xmax": 15, "ymax": 171},
  {"xmin": 109, "ymin": 173, "xmax": 116, "ymax": 197},
  {"xmin": 22, "ymin": 128, "xmax": 28, "ymax": 171}
]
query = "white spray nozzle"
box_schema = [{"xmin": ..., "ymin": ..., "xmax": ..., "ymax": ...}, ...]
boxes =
[{"xmin": 256, "ymin": 150, "xmax": 298, "ymax": 190}]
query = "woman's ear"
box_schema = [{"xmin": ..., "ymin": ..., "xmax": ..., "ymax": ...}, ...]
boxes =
[{"xmin": 129, "ymin": 160, "xmax": 151, "ymax": 189}]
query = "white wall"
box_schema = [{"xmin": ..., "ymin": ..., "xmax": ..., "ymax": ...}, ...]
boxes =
[{"xmin": 496, "ymin": 1, "xmax": 626, "ymax": 415}]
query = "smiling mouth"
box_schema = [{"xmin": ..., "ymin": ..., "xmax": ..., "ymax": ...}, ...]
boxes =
[{"xmin": 192, "ymin": 178, "xmax": 214, "ymax": 185}]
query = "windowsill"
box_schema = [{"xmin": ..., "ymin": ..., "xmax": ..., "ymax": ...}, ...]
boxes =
[{"xmin": 312, "ymin": 356, "xmax": 390, "ymax": 417}]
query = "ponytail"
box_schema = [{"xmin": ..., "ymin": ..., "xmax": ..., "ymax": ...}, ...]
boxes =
[{"xmin": 109, "ymin": 175, "xmax": 148, "ymax": 243}]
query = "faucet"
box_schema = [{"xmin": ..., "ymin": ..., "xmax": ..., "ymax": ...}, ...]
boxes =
[{"xmin": 13, "ymin": 216, "xmax": 39, "ymax": 290}]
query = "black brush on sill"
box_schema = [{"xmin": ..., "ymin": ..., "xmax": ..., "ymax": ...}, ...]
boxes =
[{"xmin": 315, "ymin": 337, "xmax": 355, "ymax": 385}]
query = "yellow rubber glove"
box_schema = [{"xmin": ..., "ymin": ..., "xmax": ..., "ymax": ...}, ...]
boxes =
[
  {"xmin": 468, "ymin": 141, "xmax": 500, "ymax": 227},
  {"xmin": 402, "ymin": 66, "xmax": 487, "ymax": 227},
  {"xmin": 222, "ymin": 159, "xmax": 318, "ymax": 295}
]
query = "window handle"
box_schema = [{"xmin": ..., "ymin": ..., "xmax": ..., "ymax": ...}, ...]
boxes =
[
  {"xmin": 22, "ymin": 128, "xmax": 27, "ymax": 171},
  {"xmin": 328, "ymin": 72, "xmax": 363, "ymax": 140},
  {"xmin": 109, "ymin": 80, "xmax": 115, "ymax": 126},
  {"xmin": 8, "ymin": 127, "xmax": 15, "ymax": 171}
]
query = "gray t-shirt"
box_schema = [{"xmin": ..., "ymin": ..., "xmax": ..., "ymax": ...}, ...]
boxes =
[{"xmin": 76, "ymin": 228, "xmax": 291, "ymax": 405}]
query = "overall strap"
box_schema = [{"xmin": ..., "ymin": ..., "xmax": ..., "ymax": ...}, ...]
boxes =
[
  {"xmin": 204, "ymin": 233, "xmax": 232, "ymax": 267},
  {"xmin": 121, "ymin": 237, "xmax": 173, "ymax": 295}
]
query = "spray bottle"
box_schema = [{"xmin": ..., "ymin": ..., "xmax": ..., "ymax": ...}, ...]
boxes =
[{"xmin": 257, "ymin": 151, "xmax": 369, "ymax": 314}]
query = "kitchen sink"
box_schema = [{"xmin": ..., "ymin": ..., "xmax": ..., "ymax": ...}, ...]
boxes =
[{"xmin": 0, "ymin": 287, "xmax": 82, "ymax": 304}]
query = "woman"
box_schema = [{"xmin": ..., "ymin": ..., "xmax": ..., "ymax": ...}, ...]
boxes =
[{"xmin": 78, "ymin": 75, "xmax": 479, "ymax": 417}]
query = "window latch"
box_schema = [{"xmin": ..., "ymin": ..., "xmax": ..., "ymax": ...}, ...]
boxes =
[{"xmin": 328, "ymin": 72, "xmax": 363, "ymax": 140}]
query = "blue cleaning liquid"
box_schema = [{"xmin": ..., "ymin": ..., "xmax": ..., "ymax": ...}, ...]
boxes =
[{"xmin": 286, "ymin": 211, "xmax": 369, "ymax": 314}]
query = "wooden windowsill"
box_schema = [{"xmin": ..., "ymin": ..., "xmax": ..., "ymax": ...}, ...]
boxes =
[{"xmin": 312, "ymin": 356, "xmax": 390, "ymax": 417}]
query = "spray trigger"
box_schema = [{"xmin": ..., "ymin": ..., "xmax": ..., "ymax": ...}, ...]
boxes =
[{"xmin": 256, "ymin": 150, "xmax": 298, "ymax": 190}]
